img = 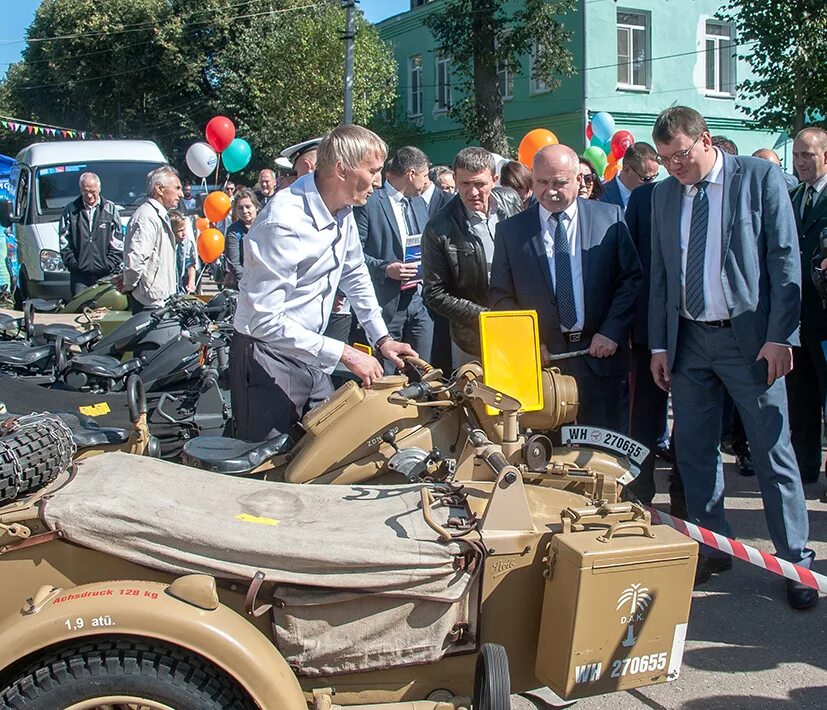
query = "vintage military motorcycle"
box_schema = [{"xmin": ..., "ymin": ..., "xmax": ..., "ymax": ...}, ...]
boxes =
[{"xmin": 0, "ymin": 328, "xmax": 697, "ymax": 709}]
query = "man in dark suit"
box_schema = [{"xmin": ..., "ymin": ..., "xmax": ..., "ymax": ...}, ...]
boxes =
[
  {"xmin": 649, "ymin": 106, "xmax": 815, "ymax": 608},
  {"xmin": 785, "ymin": 127, "xmax": 827, "ymax": 484},
  {"xmin": 600, "ymin": 142, "xmax": 660, "ymax": 211},
  {"xmin": 355, "ymin": 146, "xmax": 432, "ymax": 371},
  {"xmin": 489, "ymin": 144, "xmax": 642, "ymax": 431},
  {"xmin": 417, "ymin": 170, "xmax": 451, "ymax": 219}
]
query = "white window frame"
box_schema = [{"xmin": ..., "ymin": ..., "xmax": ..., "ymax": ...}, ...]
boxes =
[
  {"xmin": 407, "ymin": 54, "xmax": 423, "ymax": 117},
  {"xmin": 705, "ymin": 21, "xmax": 736, "ymax": 97},
  {"xmin": 435, "ymin": 53, "xmax": 451, "ymax": 112},
  {"xmin": 497, "ymin": 58, "xmax": 513, "ymax": 100},
  {"xmin": 529, "ymin": 42, "xmax": 549, "ymax": 95},
  {"xmin": 616, "ymin": 10, "xmax": 650, "ymax": 90}
]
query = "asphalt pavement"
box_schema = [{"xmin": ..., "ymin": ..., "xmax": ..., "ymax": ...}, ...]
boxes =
[{"xmin": 513, "ymin": 455, "xmax": 827, "ymax": 710}]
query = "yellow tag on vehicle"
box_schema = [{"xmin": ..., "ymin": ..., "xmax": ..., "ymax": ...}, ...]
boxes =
[
  {"xmin": 78, "ymin": 402, "xmax": 111, "ymax": 416},
  {"xmin": 235, "ymin": 513, "xmax": 280, "ymax": 527}
]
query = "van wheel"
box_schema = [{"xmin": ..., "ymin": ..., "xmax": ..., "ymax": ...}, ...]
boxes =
[
  {"xmin": 0, "ymin": 638, "xmax": 255, "ymax": 710},
  {"xmin": 473, "ymin": 643, "xmax": 511, "ymax": 710},
  {"xmin": 12, "ymin": 271, "xmax": 27, "ymax": 310}
]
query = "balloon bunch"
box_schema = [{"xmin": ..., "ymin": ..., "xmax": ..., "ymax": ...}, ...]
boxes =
[
  {"xmin": 185, "ymin": 116, "xmax": 253, "ymax": 178},
  {"xmin": 584, "ymin": 112, "xmax": 634, "ymax": 182},
  {"xmin": 192, "ymin": 190, "xmax": 232, "ymax": 264}
]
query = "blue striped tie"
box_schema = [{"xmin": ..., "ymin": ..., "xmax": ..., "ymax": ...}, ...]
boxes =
[
  {"xmin": 551, "ymin": 213, "xmax": 577, "ymax": 330},
  {"xmin": 685, "ymin": 180, "xmax": 710, "ymax": 319}
]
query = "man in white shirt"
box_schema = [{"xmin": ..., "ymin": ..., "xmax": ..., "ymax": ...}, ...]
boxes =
[
  {"xmin": 231, "ymin": 125, "xmax": 416, "ymax": 442},
  {"xmin": 786, "ymin": 127, "xmax": 827, "ymax": 485},
  {"xmin": 648, "ymin": 106, "xmax": 815, "ymax": 609}
]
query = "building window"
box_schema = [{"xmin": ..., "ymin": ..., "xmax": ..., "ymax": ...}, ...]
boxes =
[
  {"xmin": 408, "ymin": 55, "xmax": 423, "ymax": 117},
  {"xmin": 705, "ymin": 22, "xmax": 735, "ymax": 96},
  {"xmin": 497, "ymin": 58, "xmax": 513, "ymax": 100},
  {"xmin": 529, "ymin": 42, "xmax": 549, "ymax": 95},
  {"xmin": 435, "ymin": 54, "xmax": 451, "ymax": 112},
  {"xmin": 617, "ymin": 10, "xmax": 650, "ymax": 89}
]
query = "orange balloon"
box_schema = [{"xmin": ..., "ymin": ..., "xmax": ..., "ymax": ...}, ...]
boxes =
[
  {"xmin": 603, "ymin": 162, "xmax": 620, "ymax": 181},
  {"xmin": 195, "ymin": 217, "xmax": 210, "ymax": 234},
  {"xmin": 197, "ymin": 228, "xmax": 225, "ymax": 264},
  {"xmin": 203, "ymin": 191, "xmax": 232, "ymax": 223},
  {"xmin": 607, "ymin": 151, "xmax": 619, "ymax": 167},
  {"xmin": 517, "ymin": 129, "xmax": 558, "ymax": 167}
]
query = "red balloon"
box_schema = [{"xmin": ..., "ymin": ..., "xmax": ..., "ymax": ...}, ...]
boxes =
[
  {"xmin": 197, "ymin": 228, "xmax": 225, "ymax": 264},
  {"xmin": 586, "ymin": 122, "xmax": 593, "ymax": 141},
  {"xmin": 205, "ymin": 116, "xmax": 236, "ymax": 153},
  {"xmin": 610, "ymin": 130, "xmax": 635, "ymax": 160}
]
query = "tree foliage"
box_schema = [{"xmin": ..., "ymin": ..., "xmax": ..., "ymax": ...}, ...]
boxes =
[
  {"xmin": 423, "ymin": 0, "xmax": 576, "ymax": 154},
  {"xmin": 0, "ymin": 0, "xmax": 397, "ymax": 174},
  {"xmin": 717, "ymin": 0, "xmax": 827, "ymax": 134}
]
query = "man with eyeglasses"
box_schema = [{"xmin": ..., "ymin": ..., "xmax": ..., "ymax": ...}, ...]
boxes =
[
  {"xmin": 600, "ymin": 142, "xmax": 660, "ymax": 210},
  {"xmin": 648, "ymin": 106, "xmax": 815, "ymax": 610},
  {"xmin": 489, "ymin": 144, "xmax": 642, "ymax": 430}
]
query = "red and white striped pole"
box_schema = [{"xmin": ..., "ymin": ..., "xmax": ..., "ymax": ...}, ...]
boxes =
[{"xmin": 648, "ymin": 507, "xmax": 827, "ymax": 594}]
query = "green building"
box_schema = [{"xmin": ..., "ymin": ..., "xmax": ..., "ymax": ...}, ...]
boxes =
[{"xmin": 377, "ymin": 0, "xmax": 789, "ymax": 168}]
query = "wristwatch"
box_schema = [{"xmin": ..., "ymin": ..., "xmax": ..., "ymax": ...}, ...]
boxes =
[{"xmin": 374, "ymin": 335, "xmax": 393, "ymax": 350}]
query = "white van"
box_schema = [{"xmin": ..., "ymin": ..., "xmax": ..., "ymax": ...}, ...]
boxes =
[{"xmin": 0, "ymin": 140, "xmax": 167, "ymax": 301}]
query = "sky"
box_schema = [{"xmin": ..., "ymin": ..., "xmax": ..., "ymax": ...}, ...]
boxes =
[{"xmin": 0, "ymin": 0, "xmax": 410, "ymax": 79}]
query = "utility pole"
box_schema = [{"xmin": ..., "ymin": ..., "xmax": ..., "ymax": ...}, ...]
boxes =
[{"xmin": 341, "ymin": 0, "xmax": 357, "ymax": 125}]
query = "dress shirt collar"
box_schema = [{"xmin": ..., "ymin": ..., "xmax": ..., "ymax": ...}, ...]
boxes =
[
  {"xmin": 806, "ymin": 172, "xmax": 827, "ymax": 198},
  {"xmin": 147, "ymin": 198, "xmax": 170, "ymax": 220},
  {"xmin": 421, "ymin": 182, "xmax": 436, "ymax": 205},
  {"xmin": 684, "ymin": 147, "xmax": 724, "ymax": 196},
  {"xmin": 301, "ymin": 173, "xmax": 349, "ymax": 231},
  {"xmin": 384, "ymin": 179, "xmax": 406, "ymax": 204},
  {"xmin": 615, "ymin": 176, "xmax": 632, "ymax": 206},
  {"xmin": 538, "ymin": 198, "xmax": 578, "ymax": 228}
]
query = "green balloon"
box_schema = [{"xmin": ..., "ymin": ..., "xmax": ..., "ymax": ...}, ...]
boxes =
[
  {"xmin": 222, "ymin": 138, "xmax": 252, "ymax": 173},
  {"xmin": 583, "ymin": 145, "xmax": 608, "ymax": 175}
]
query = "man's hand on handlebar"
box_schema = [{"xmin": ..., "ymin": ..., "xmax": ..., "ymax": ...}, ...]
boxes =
[
  {"xmin": 340, "ymin": 344, "xmax": 384, "ymax": 388},
  {"xmin": 380, "ymin": 339, "xmax": 417, "ymax": 370},
  {"xmin": 589, "ymin": 333, "xmax": 618, "ymax": 358}
]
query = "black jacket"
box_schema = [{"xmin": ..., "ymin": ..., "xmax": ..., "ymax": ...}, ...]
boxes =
[
  {"xmin": 421, "ymin": 188, "xmax": 521, "ymax": 355},
  {"xmin": 791, "ymin": 182, "xmax": 827, "ymax": 332},
  {"xmin": 223, "ymin": 219, "xmax": 249, "ymax": 289},
  {"xmin": 59, "ymin": 196, "xmax": 122, "ymax": 277}
]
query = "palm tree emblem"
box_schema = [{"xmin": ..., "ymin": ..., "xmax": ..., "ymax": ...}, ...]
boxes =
[{"xmin": 616, "ymin": 583, "xmax": 652, "ymax": 616}]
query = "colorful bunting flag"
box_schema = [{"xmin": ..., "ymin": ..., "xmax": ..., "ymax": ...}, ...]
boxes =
[{"xmin": 0, "ymin": 114, "xmax": 105, "ymax": 140}]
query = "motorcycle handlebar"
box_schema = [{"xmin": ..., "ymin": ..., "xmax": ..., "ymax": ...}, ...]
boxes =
[{"xmin": 127, "ymin": 375, "xmax": 147, "ymax": 423}]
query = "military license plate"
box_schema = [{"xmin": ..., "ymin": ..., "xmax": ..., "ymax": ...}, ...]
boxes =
[{"xmin": 560, "ymin": 426, "xmax": 649, "ymax": 476}]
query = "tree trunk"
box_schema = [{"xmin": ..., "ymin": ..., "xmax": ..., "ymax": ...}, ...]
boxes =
[{"xmin": 472, "ymin": 0, "xmax": 508, "ymax": 155}]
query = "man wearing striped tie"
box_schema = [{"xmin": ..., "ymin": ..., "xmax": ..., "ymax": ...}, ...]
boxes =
[{"xmin": 648, "ymin": 106, "xmax": 816, "ymax": 609}]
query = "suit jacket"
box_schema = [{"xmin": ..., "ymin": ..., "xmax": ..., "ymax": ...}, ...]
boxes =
[
  {"xmin": 418, "ymin": 185, "xmax": 451, "ymax": 221},
  {"xmin": 600, "ymin": 177, "xmax": 625, "ymax": 208},
  {"xmin": 791, "ymin": 181, "xmax": 827, "ymax": 332},
  {"xmin": 624, "ymin": 182, "xmax": 657, "ymax": 345},
  {"xmin": 354, "ymin": 184, "xmax": 429, "ymax": 323},
  {"xmin": 489, "ymin": 199, "xmax": 643, "ymax": 377},
  {"xmin": 649, "ymin": 153, "xmax": 801, "ymax": 370}
]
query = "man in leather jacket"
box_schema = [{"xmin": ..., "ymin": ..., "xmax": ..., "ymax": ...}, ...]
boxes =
[{"xmin": 422, "ymin": 147, "xmax": 521, "ymax": 364}]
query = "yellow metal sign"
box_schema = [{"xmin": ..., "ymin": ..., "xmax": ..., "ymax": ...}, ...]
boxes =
[
  {"xmin": 479, "ymin": 310, "xmax": 543, "ymax": 414},
  {"xmin": 78, "ymin": 402, "xmax": 111, "ymax": 417}
]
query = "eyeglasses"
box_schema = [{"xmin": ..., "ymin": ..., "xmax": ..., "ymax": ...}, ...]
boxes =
[
  {"xmin": 656, "ymin": 136, "xmax": 701, "ymax": 165},
  {"xmin": 581, "ymin": 174, "xmax": 596, "ymax": 184},
  {"xmin": 630, "ymin": 165, "xmax": 658, "ymax": 183}
]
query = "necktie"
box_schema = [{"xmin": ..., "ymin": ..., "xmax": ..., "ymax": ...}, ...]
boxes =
[
  {"xmin": 401, "ymin": 197, "xmax": 418, "ymax": 235},
  {"xmin": 802, "ymin": 186, "xmax": 816, "ymax": 224},
  {"xmin": 685, "ymin": 180, "xmax": 710, "ymax": 319},
  {"xmin": 551, "ymin": 213, "xmax": 577, "ymax": 330}
]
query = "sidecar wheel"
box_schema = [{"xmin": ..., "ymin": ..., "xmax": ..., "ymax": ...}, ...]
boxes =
[
  {"xmin": 0, "ymin": 638, "xmax": 255, "ymax": 710},
  {"xmin": 473, "ymin": 642, "xmax": 511, "ymax": 710}
]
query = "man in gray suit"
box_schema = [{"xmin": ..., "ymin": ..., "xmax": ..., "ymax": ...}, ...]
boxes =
[{"xmin": 649, "ymin": 106, "xmax": 816, "ymax": 609}]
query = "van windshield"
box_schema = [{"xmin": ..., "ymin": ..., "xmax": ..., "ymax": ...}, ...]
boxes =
[{"xmin": 36, "ymin": 161, "xmax": 165, "ymax": 218}]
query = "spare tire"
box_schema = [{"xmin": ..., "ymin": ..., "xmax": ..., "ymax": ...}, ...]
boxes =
[{"xmin": 0, "ymin": 414, "xmax": 76, "ymax": 504}]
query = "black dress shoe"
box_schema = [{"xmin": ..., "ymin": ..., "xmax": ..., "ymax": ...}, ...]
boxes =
[
  {"xmin": 694, "ymin": 556, "xmax": 733, "ymax": 586},
  {"xmin": 736, "ymin": 453, "xmax": 755, "ymax": 477},
  {"xmin": 786, "ymin": 580, "xmax": 819, "ymax": 610}
]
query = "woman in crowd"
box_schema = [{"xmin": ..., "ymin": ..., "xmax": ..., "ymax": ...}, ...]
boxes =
[
  {"xmin": 500, "ymin": 160, "xmax": 534, "ymax": 210},
  {"xmin": 223, "ymin": 188, "xmax": 260, "ymax": 290},
  {"xmin": 577, "ymin": 156, "xmax": 604, "ymax": 200}
]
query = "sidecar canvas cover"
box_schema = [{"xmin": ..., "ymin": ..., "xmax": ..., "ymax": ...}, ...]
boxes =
[{"xmin": 40, "ymin": 452, "xmax": 480, "ymax": 676}]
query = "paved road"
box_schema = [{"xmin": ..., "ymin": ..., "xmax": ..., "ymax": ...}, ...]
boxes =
[{"xmin": 514, "ymin": 457, "xmax": 827, "ymax": 710}]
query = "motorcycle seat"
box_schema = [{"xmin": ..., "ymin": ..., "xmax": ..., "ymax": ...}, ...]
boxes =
[
  {"xmin": 0, "ymin": 343, "xmax": 53, "ymax": 367},
  {"xmin": 181, "ymin": 434, "xmax": 293, "ymax": 475},
  {"xmin": 42, "ymin": 324, "xmax": 100, "ymax": 347},
  {"xmin": 27, "ymin": 298, "xmax": 62, "ymax": 313},
  {"xmin": 53, "ymin": 412, "xmax": 130, "ymax": 448},
  {"xmin": 0, "ymin": 314, "xmax": 22, "ymax": 333},
  {"xmin": 67, "ymin": 354, "xmax": 141, "ymax": 379}
]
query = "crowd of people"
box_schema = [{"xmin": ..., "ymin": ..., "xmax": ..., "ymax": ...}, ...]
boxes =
[{"xmin": 55, "ymin": 107, "xmax": 827, "ymax": 611}]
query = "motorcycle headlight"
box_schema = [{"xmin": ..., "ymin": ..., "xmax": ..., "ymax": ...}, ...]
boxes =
[{"xmin": 40, "ymin": 249, "xmax": 65, "ymax": 272}]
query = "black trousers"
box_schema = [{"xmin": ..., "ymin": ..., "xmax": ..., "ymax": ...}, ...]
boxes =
[
  {"xmin": 229, "ymin": 332, "xmax": 334, "ymax": 442},
  {"xmin": 69, "ymin": 271, "xmax": 106, "ymax": 297},
  {"xmin": 786, "ymin": 330, "xmax": 827, "ymax": 482}
]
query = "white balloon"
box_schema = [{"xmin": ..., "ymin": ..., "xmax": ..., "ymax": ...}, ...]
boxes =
[
  {"xmin": 490, "ymin": 152, "xmax": 509, "ymax": 177},
  {"xmin": 186, "ymin": 142, "xmax": 218, "ymax": 179}
]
